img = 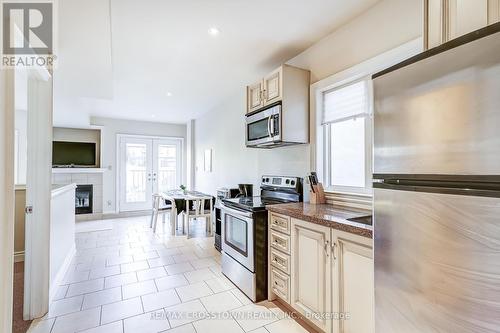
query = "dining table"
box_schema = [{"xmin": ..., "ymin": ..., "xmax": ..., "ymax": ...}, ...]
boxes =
[{"xmin": 161, "ymin": 190, "xmax": 215, "ymax": 236}]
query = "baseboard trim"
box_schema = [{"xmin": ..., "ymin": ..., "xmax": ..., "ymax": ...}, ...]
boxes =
[
  {"xmin": 14, "ymin": 251, "xmax": 25, "ymax": 263},
  {"xmin": 49, "ymin": 243, "xmax": 75, "ymax": 303}
]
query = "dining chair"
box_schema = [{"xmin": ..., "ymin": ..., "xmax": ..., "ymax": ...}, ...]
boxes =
[
  {"xmin": 183, "ymin": 196, "xmax": 213, "ymax": 239},
  {"xmin": 150, "ymin": 193, "xmax": 174, "ymax": 234}
]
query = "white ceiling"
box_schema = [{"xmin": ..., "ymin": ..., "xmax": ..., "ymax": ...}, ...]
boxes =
[{"xmin": 53, "ymin": 0, "xmax": 380, "ymax": 127}]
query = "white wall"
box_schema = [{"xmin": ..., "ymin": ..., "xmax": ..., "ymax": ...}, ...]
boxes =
[
  {"xmin": 288, "ymin": 0, "xmax": 422, "ymax": 83},
  {"xmin": 194, "ymin": 91, "xmax": 311, "ymax": 195},
  {"xmin": 90, "ymin": 116, "xmax": 187, "ymax": 213},
  {"xmin": 194, "ymin": 0, "xmax": 422, "ymax": 195}
]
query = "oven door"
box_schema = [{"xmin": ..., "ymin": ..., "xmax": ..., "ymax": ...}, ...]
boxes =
[
  {"xmin": 221, "ymin": 204, "xmax": 254, "ymax": 272},
  {"xmin": 246, "ymin": 105, "xmax": 281, "ymax": 147}
]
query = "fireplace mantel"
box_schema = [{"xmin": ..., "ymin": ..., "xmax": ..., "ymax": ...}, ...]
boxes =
[{"xmin": 52, "ymin": 168, "xmax": 107, "ymax": 174}]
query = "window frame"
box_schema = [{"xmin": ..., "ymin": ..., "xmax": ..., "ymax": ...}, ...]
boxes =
[
  {"xmin": 322, "ymin": 89, "xmax": 373, "ymax": 194},
  {"xmin": 310, "ymin": 38, "xmax": 423, "ymax": 197}
]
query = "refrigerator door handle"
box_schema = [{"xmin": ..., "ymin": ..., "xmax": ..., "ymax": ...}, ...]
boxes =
[{"xmin": 373, "ymin": 180, "xmax": 500, "ymax": 199}]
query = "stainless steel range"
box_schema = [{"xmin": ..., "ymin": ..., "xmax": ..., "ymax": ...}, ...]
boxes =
[{"xmin": 220, "ymin": 176, "xmax": 303, "ymax": 302}]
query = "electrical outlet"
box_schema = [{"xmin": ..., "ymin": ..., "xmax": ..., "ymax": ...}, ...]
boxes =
[{"xmin": 107, "ymin": 200, "xmax": 112, "ymax": 206}]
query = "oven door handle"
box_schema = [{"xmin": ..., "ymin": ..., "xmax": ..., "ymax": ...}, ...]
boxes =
[{"xmin": 220, "ymin": 203, "xmax": 253, "ymax": 219}]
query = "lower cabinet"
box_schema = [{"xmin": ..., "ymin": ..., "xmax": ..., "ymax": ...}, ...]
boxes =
[
  {"xmin": 332, "ymin": 230, "xmax": 374, "ymax": 333},
  {"xmin": 268, "ymin": 213, "xmax": 374, "ymax": 333},
  {"xmin": 290, "ymin": 218, "xmax": 332, "ymax": 332}
]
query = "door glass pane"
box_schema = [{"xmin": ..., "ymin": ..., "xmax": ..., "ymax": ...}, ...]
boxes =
[
  {"xmin": 225, "ymin": 215, "xmax": 247, "ymax": 256},
  {"xmin": 157, "ymin": 144, "xmax": 177, "ymax": 192},
  {"xmin": 248, "ymin": 118, "xmax": 269, "ymax": 141},
  {"xmin": 330, "ymin": 118, "xmax": 365, "ymax": 188},
  {"xmin": 126, "ymin": 143, "xmax": 147, "ymax": 203}
]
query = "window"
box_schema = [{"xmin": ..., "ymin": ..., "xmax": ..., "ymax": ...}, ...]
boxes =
[
  {"xmin": 311, "ymin": 38, "xmax": 422, "ymax": 198},
  {"xmin": 322, "ymin": 79, "xmax": 372, "ymax": 194}
]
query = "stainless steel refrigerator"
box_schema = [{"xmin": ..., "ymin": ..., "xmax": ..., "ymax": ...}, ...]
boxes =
[{"xmin": 373, "ymin": 26, "xmax": 500, "ymax": 332}]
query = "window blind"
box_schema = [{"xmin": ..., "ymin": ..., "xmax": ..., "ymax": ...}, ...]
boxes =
[{"xmin": 322, "ymin": 80, "xmax": 370, "ymax": 124}]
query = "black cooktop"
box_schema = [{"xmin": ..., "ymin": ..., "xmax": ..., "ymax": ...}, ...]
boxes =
[{"xmin": 222, "ymin": 196, "xmax": 292, "ymax": 212}]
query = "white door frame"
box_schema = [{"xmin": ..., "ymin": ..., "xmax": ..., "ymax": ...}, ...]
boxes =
[
  {"xmin": 116, "ymin": 134, "xmax": 184, "ymax": 213},
  {"xmin": 0, "ymin": 68, "xmax": 16, "ymax": 333},
  {"xmin": 23, "ymin": 67, "xmax": 53, "ymax": 320}
]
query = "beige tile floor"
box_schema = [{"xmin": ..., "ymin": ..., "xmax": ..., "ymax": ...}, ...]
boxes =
[{"xmin": 28, "ymin": 215, "xmax": 309, "ymax": 333}]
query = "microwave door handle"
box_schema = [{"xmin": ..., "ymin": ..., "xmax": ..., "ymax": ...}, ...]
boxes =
[
  {"xmin": 270, "ymin": 115, "xmax": 275, "ymax": 136},
  {"xmin": 267, "ymin": 116, "xmax": 272, "ymax": 137}
]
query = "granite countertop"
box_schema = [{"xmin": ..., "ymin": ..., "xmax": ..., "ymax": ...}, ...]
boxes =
[{"xmin": 266, "ymin": 202, "xmax": 373, "ymax": 238}]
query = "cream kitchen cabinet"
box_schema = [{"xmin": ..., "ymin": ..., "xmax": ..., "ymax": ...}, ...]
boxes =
[
  {"xmin": 425, "ymin": 0, "xmax": 500, "ymax": 49},
  {"xmin": 263, "ymin": 68, "xmax": 282, "ymax": 105},
  {"xmin": 331, "ymin": 230, "xmax": 374, "ymax": 333},
  {"xmin": 246, "ymin": 64, "xmax": 310, "ymax": 114},
  {"xmin": 290, "ymin": 218, "xmax": 332, "ymax": 333},
  {"xmin": 268, "ymin": 213, "xmax": 374, "ymax": 333},
  {"xmin": 247, "ymin": 81, "xmax": 264, "ymax": 113}
]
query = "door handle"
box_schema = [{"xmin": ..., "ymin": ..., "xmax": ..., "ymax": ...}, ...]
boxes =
[
  {"xmin": 324, "ymin": 240, "xmax": 330, "ymax": 257},
  {"xmin": 332, "ymin": 242, "xmax": 337, "ymax": 260}
]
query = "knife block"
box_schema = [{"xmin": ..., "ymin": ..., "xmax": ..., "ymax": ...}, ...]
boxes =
[{"xmin": 310, "ymin": 183, "xmax": 327, "ymax": 204}]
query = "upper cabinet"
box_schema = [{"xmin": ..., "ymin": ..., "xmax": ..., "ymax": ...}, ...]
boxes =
[
  {"xmin": 425, "ymin": 0, "xmax": 500, "ymax": 49},
  {"xmin": 263, "ymin": 68, "xmax": 282, "ymax": 105},
  {"xmin": 247, "ymin": 82, "xmax": 264, "ymax": 113},
  {"xmin": 246, "ymin": 64, "xmax": 310, "ymax": 114}
]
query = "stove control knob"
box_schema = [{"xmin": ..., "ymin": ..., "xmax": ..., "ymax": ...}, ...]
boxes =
[
  {"xmin": 262, "ymin": 178, "xmax": 266, "ymax": 183},
  {"xmin": 291, "ymin": 180, "xmax": 295, "ymax": 186},
  {"xmin": 285, "ymin": 179, "xmax": 290, "ymax": 184}
]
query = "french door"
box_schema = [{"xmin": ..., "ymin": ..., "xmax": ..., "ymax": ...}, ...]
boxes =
[{"xmin": 119, "ymin": 136, "xmax": 182, "ymax": 212}]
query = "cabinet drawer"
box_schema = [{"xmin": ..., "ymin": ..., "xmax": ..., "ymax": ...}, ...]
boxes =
[
  {"xmin": 270, "ymin": 230, "xmax": 290, "ymax": 254},
  {"xmin": 270, "ymin": 212, "xmax": 290, "ymax": 235},
  {"xmin": 270, "ymin": 248, "xmax": 290, "ymax": 274},
  {"xmin": 271, "ymin": 268, "xmax": 290, "ymax": 303}
]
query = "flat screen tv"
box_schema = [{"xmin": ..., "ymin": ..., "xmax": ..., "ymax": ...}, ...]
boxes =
[{"xmin": 52, "ymin": 141, "xmax": 96, "ymax": 167}]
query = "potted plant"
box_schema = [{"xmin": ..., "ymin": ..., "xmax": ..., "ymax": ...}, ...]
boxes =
[{"xmin": 180, "ymin": 185, "xmax": 187, "ymax": 195}]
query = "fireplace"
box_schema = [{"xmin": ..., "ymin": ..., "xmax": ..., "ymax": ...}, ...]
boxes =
[{"xmin": 75, "ymin": 185, "xmax": 93, "ymax": 215}]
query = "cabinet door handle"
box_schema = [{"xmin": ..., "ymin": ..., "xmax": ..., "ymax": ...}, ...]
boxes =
[
  {"xmin": 332, "ymin": 242, "xmax": 337, "ymax": 260},
  {"xmin": 324, "ymin": 240, "xmax": 330, "ymax": 257}
]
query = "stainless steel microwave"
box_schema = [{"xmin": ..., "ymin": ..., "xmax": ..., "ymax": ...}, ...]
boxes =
[{"xmin": 245, "ymin": 104, "xmax": 281, "ymax": 147}]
